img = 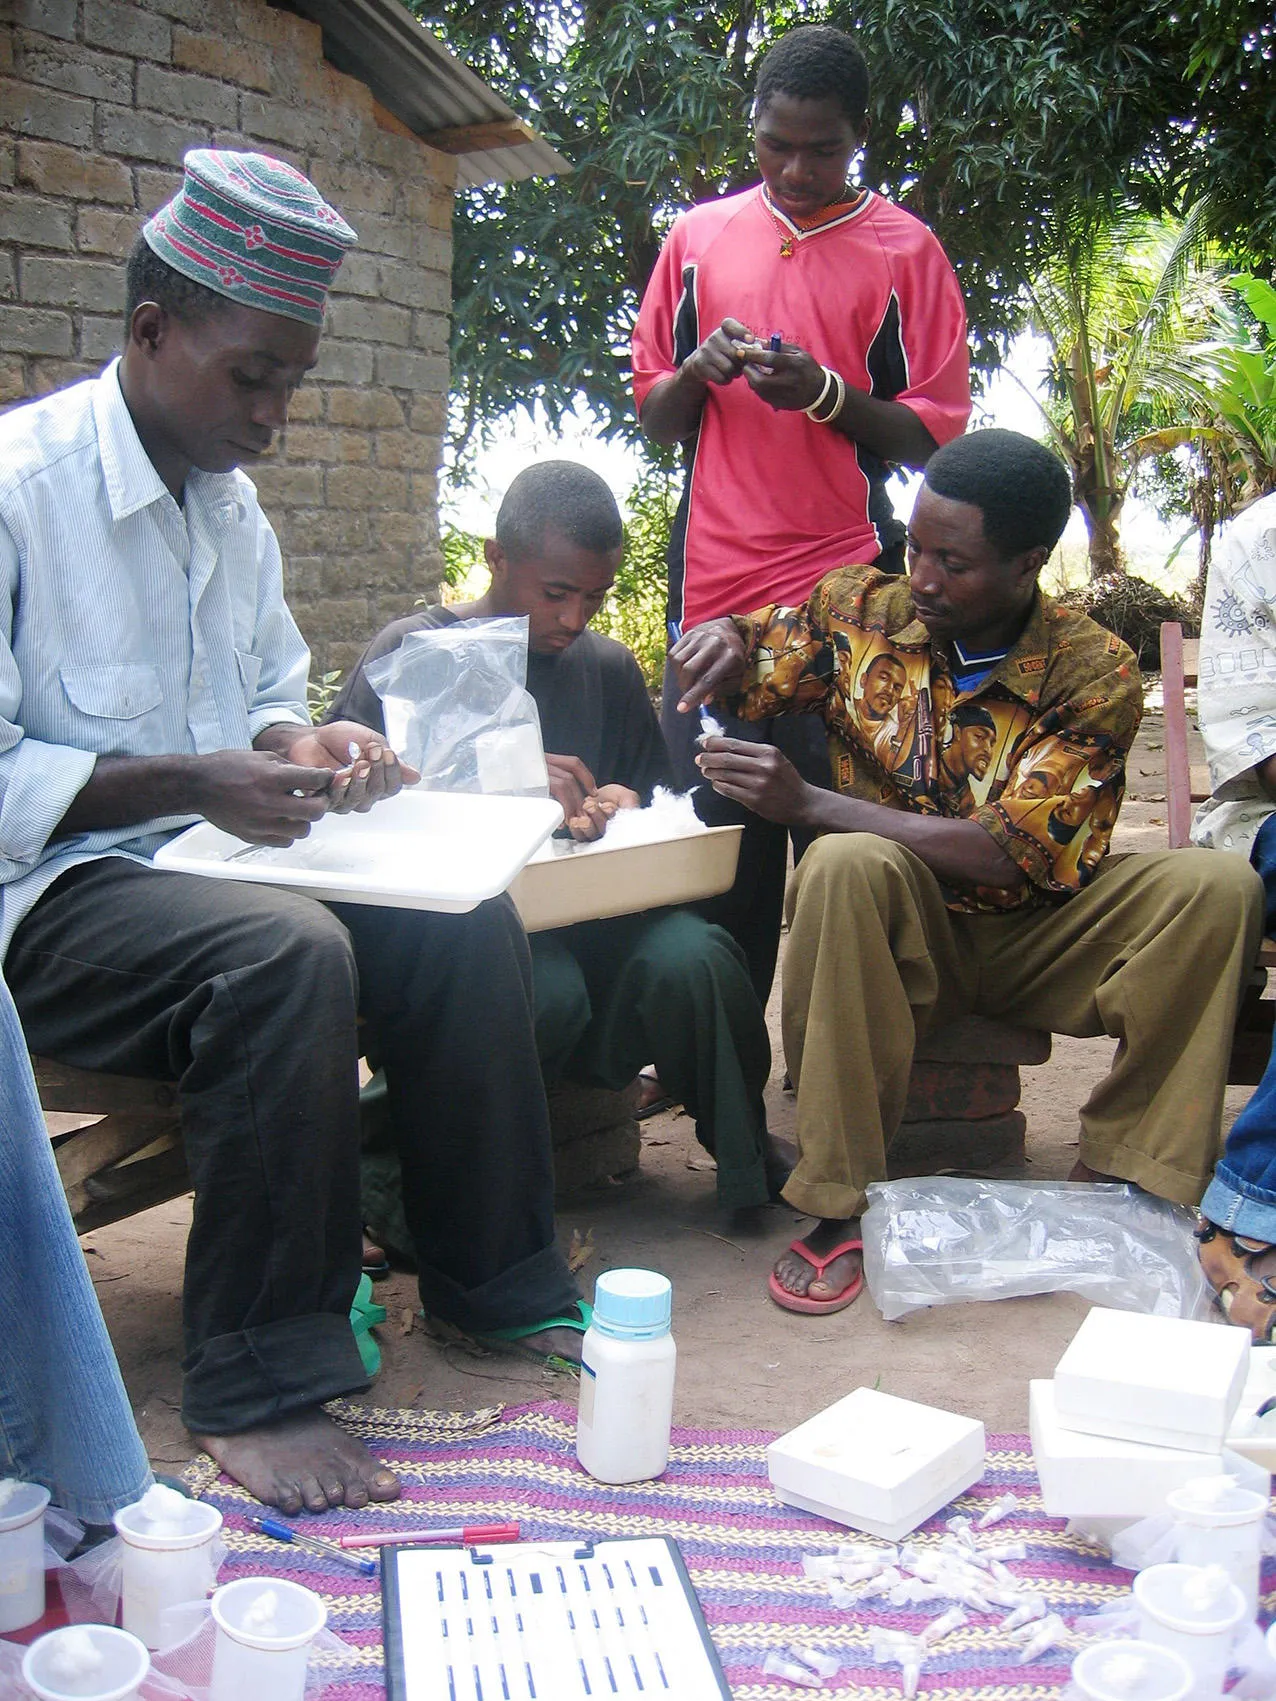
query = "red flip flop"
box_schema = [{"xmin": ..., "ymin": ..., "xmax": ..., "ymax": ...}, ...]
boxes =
[{"xmin": 768, "ymin": 1237, "xmax": 864, "ymax": 1315}]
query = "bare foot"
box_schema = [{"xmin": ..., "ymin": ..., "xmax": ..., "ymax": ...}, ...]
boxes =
[
  {"xmin": 193, "ymin": 1406, "xmax": 401, "ymax": 1515},
  {"xmin": 772, "ymin": 1217, "xmax": 861, "ymax": 1301},
  {"xmin": 764, "ymin": 1133, "xmax": 797, "ymax": 1200},
  {"xmin": 514, "ymin": 1325, "xmax": 584, "ymax": 1364},
  {"xmin": 1067, "ymin": 1159, "xmax": 1121, "ymax": 1184}
]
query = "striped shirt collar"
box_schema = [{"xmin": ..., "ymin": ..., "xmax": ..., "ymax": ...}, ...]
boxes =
[
  {"xmin": 90, "ymin": 357, "xmax": 240, "ymax": 527},
  {"xmin": 759, "ymin": 185, "xmax": 874, "ymax": 244}
]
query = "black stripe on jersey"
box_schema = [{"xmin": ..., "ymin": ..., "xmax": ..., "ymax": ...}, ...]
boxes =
[
  {"xmin": 672, "ymin": 265, "xmax": 699, "ymax": 367},
  {"xmin": 865, "ymin": 291, "xmax": 908, "ymax": 401}
]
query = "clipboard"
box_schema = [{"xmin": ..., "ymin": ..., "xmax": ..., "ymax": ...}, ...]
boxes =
[{"xmin": 382, "ymin": 1535, "xmax": 732, "ymax": 1701}]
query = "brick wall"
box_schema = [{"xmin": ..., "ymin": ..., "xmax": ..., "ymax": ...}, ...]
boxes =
[{"xmin": 0, "ymin": 0, "xmax": 456, "ymax": 676}]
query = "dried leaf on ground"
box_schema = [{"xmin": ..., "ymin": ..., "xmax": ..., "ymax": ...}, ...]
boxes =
[{"xmin": 567, "ymin": 1228, "xmax": 596, "ymax": 1273}]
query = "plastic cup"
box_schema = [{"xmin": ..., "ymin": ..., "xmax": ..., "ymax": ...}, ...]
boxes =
[
  {"xmin": 0, "ymin": 1480, "xmax": 51, "ymax": 1633},
  {"xmin": 210, "ymin": 1576, "xmax": 327, "ymax": 1701},
  {"xmin": 1133, "ymin": 1563, "xmax": 1247, "ymax": 1700},
  {"xmin": 1072, "ymin": 1639, "xmax": 1196, "ymax": 1701},
  {"xmin": 22, "ymin": 1624, "xmax": 150, "ymax": 1701},
  {"xmin": 113, "ymin": 1494, "xmax": 223, "ymax": 1649},
  {"xmin": 1167, "ymin": 1478, "xmax": 1269, "ymax": 1620}
]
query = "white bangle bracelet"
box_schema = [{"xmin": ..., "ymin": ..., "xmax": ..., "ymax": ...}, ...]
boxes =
[
  {"xmin": 805, "ymin": 367, "xmax": 846, "ymax": 424},
  {"xmin": 803, "ymin": 366, "xmax": 834, "ymax": 419}
]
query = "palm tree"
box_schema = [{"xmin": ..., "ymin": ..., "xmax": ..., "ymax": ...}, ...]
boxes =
[{"xmin": 1012, "ymin": 202, "xmax": 1227, "ymax": 577}]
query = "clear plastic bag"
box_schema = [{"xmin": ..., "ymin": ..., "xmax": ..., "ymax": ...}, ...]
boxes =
[
  {"xmin": 861, "ymin": 1179, "xmax": 1211, "ymax": 1321},
  {"xmin": 363, "ymin": 617, "xmax": 548, "ymax": 795}
]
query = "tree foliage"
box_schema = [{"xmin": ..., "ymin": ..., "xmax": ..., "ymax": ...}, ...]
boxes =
[
  {"xmin": 411, "ymin": 0, "xmax": 1275, "ymax": 459},
  {"xmin": 1020, "ymin": 202, "xmax": 1230, "ymax": 576}
]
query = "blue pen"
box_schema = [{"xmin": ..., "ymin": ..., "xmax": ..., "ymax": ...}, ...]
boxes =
[
  {"xmin": 667, "ymin": 621, "xmax": 722, "ymax": 741},
  {"xmin": 769, "ymin": 331, "xmax": 782, "ymax": 354},
  {"xmin": 253, "ymin": 1515, "xmax": 377, "ymax": 1575}
]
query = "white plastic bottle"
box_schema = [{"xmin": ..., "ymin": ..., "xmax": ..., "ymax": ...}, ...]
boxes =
[{"xmin": 576, "ymin": 1269, "xmax": 676, "ymax": 1484}]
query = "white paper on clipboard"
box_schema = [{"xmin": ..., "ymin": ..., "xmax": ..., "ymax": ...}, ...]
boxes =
[{"xmin": 381, "ymin": 1536, "xmax": 730, "ymax": 1701}]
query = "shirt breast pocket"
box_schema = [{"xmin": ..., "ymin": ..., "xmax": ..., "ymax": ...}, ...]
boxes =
[
  {"xmin": 235, "ymin": 649, "xmax": 263, "ymax": 702},
  {"xmin": 59, "ymin": 663, "xmax": 164, "ymax": 722}
]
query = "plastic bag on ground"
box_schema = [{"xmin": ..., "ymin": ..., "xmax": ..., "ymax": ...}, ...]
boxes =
[
  {"xmin": 363, "ymin": 616, "xmax": 548, "ymax": 795},
  {"xmin": 861, "ymin": 1179, "xmax": 1211, "ymax": 1321}
]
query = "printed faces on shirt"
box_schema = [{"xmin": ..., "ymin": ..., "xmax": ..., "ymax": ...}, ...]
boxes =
[{"xmin": 836, "ymin": 628, "xmax": 1123, "ymax": 887}]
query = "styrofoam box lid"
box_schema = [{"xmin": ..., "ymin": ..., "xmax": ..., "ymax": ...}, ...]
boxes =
[
  {"xmin": 767, "ymin": 1388, "xmax": 985, "ymax": 1527},
  {"xmin": 1225, "ymin": 1346, "xmax": 1276, "ymax": 1472},
  {"xmin": 1053, "ymin": 1308, "xmax": 1250, "ymax": 1448},
  {"xmin": 1028, "ymin": 1380, "xmax": 1267, "ymax": 1519}
]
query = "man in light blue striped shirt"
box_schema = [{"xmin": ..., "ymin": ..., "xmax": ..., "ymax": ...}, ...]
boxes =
[{"xmin": 0, "ymin": 151, "xmax": 583, "ymax": 1513}]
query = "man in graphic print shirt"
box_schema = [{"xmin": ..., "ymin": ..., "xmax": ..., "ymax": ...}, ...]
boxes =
[{"xmin": 671, "ymin": 428, "xmax": 1265, "ymax": 1317}]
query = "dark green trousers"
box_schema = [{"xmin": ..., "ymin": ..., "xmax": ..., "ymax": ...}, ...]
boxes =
[{"xmin": 531, "ymin": 908, "xmax": 773, "ymax": 1209}]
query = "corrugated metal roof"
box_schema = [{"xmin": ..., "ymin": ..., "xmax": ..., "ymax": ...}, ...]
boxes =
[{"xmin": 279, "ymin": 0, "xmax": 570, "ymax": 186}]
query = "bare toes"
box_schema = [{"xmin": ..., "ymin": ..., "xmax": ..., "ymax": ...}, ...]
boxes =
[
  {"xmin": 369, "ymin": 1469, "xmax": 400, "ymax": 1502},
  {"xmin": 273, "ymin": 1478, "xmax": 305, "ymax": 1516}
]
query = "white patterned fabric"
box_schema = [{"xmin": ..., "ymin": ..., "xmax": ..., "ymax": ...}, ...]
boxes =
[
  {"xmin": 1191, "ymin": 492, "xmax": 1276, "ymax": 856},
  {"xmin": 0, "ymin": 358, "xmax": 309, "ymax": 956}
]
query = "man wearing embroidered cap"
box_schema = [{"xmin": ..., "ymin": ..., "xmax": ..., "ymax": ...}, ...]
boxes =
[{"xmin": 0, "ymin": 151, "xmax": 584, "ymax": 1512}]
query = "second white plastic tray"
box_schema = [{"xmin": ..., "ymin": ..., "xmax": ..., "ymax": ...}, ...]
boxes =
[{"xmin": 509, "ymin": 824, "xmax": 742, "ymax": 932}]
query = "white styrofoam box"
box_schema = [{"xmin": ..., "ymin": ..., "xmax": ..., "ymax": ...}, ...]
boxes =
[
  {"xmin": 766, "ymin": 1387, "xmax": 985, "ymax": 1541},
  {"xmin": 1029, "ymin": 1380, "xmax": 1268, "ymax": 1518},
  {"xmin": 509, "ymin": 824, "xmax": 742, "ymax": 933},
  {"xmin": 1224, "ymin": 1344, "xmax": 1276, "ymax": 1473},
  {"xmin": 155, "ymin": 790, "xmax": 562, "ymax": 912},
  {"xmin": 1053, "ymin": 1308, "xmax": 1250, "ymax": 1453}
]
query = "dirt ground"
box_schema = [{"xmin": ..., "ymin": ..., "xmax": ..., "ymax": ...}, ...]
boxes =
[{"xmin": 75, "ymin": 703, "xmax": 1248, "ymax": 1473}]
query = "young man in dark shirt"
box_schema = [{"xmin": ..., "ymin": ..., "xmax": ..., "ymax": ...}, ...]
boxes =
[{"xmin": 332, "ymin": 461, "xmax": 793, "ymax": 1209}]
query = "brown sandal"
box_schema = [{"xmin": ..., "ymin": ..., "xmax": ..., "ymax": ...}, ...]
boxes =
[{"xmin": 1195, "ymin": 1217, "xmax": 1276, "ymax": 1342}]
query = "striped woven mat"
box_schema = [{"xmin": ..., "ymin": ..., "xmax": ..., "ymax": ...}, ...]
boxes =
[{"xmin": 186, "ymin": 1398, "xmax": 1274, "ymax": 1700}]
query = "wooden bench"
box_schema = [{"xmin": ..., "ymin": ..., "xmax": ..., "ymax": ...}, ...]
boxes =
[
  {"xmin": 36, "ymin": 1056, "xmax": 189, "ymax": 1235},
  {"xmin": 1160, "ymin": 619, "xmax": 1276, "ymax": 1081}
]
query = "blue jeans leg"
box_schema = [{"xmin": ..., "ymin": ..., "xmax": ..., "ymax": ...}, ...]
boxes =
[
  {"xmin": 0, "ymin": 976, "xmax": 151, "ymax": 1522},
  {"xmin": 1201, "ymin": 813, "xmax": 1276, "ymax": 1241}
]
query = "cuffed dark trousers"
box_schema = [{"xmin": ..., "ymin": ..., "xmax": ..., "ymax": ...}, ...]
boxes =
[{"xmin": 7, "ymin": 857, "xmax": 578, "ymax": 1435}]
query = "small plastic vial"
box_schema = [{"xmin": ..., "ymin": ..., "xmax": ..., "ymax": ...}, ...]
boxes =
[{"xmin": 576, "ymin": 1269, "xmax": 677, "ymax": 1484}]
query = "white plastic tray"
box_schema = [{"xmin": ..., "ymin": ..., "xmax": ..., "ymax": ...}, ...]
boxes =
[
  {"xmin": 509, "ymin": 823, "xmax": 742, "ymax": 933},
  {"xmin": 154, "ymin": 790, "xmax": 563, "ymax": 912}
]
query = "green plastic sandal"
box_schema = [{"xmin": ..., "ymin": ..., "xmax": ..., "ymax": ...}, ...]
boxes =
[{"xmin": 476, "ymin": 1299, "xmax": 593, "ymax": 1362}]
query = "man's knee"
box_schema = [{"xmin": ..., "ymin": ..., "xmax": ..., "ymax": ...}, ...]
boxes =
[
  {"xmin": 1125, "ymin": 849, "xmax": 1264, "ymax": 929},
  {"xmin": 247, "ymin": 892, "xmax": 357, "ymax": 989},
  {"xmin": 628, "ymin": 910, "xmax": 746, "ymax": 986},
  {"xmin": 788, "ymin": 832, "xmax": 916, "ymax": 916}
]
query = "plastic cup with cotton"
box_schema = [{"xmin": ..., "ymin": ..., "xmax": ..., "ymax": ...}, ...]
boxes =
[
  {"xmin": 1133, "ymin": 1563, "xmax": 1247, "ymax": 1700},
  {"xmin": 22, "ymin": 1624, "xmax": 150, "ymax": 1701},
  {"xmin": 1071, "ymin": 1639, "xmax": 1195, "ymax": 1701},
  {"xmin": 1166, "ymin": 1476, "xmax": 1268, "ymax": 1620},
  {"xmin": 113, "ymin": 1482, "xmax": 224, "ymax": 1649},
  {"xmin": 576, "ymin": 1269, "xmax": 677, "ymax": 1485},
  {"xmin": 0, "ymin": 1478, "xmax": 51, "ymax": 1632},
  {"xmin": 210, "ymin": 1576, "xmax": 327, "ymax": 1701}
]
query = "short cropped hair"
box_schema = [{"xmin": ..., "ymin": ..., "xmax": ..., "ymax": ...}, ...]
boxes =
[
  {"xmin": 923, "ymin": 429, "xmax": 1073, "ymax": 559},
  {"xmin": 754, "ymin": 26, "xmax": 870, "ymax": 128},
  {"xmin": 125, "ymin": 234, "xmax": 229, "ymax": 326},
  {"xmin": 495, "ymin": 461, "xmax": 624, "ymax": 561}
]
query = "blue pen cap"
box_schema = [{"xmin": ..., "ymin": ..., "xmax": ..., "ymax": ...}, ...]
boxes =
[{"xmin": 592, "ymin": 1269, "xmax": 672, "ymax": 1341}]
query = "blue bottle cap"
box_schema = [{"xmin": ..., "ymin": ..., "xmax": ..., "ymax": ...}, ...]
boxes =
[{"xmin": 592, "ymin": 1269, "xmax": 672, "ymax": 1340}]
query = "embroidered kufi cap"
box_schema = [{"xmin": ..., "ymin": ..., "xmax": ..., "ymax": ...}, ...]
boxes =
[{"xmin": 142, "ymin": 149, "xmax": 358, "ymax": 326}]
